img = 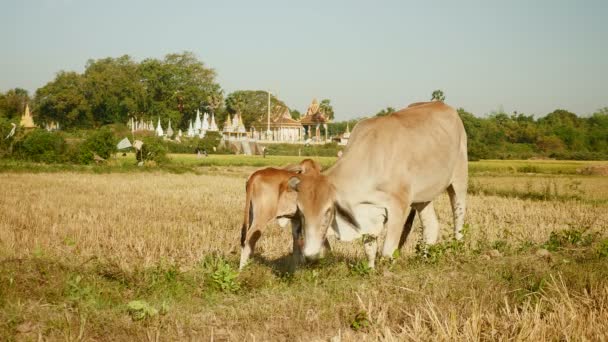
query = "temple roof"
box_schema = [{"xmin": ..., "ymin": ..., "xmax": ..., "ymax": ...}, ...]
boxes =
[
  {"xmin": 300, "ymin": 112, "xmax": 328, "ymax": 125},
  {"xmin": 300, "ymin": 98, "xmax": 329, "ymax": 125}
]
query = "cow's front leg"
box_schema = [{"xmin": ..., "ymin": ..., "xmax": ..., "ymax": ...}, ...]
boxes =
[
  {"xmin": 382, "ymin": 199, "xmax": 410, "ymax": 259},
  {"xmin": 363, "ymin": 234, "xmax": 378, "ymax": 268}
]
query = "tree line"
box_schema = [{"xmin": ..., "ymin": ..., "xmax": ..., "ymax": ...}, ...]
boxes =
[
  {"xmin": 0, "ymin": 53, "xmax": 606, "ymax": 160},
  {"xmin": 0, "ymin": 51, "xmax": 336, "ymax": 132},
  {"xmin": 326, "ymin": 103, "xmax": 607, "ymax": 160}
]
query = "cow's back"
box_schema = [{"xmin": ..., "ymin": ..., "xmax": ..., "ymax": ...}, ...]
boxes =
[{"xmin": 329, "ymin": 102, "xmax": 467, "ymax": 202}]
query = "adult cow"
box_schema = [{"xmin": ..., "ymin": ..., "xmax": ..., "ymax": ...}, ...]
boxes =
[
  {"xmin": 287, "ymin": 101, "xmax": 468, "ymax": 267},
  {"xmin": 239, "ymin": 159, "xmax": 322, "ymax": 270}
]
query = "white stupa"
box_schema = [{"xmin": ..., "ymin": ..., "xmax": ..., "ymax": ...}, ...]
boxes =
[
  {"xmin": 155, "ymin": 117, "xmax": 164, "ymax": 136},
  {"xmin": 166, "ymin": 119, "xmax": 174, "ymax": 138},
  {"xmin": 149, "ymin": 120, "xmax": 154, "ymax": 131},
  {"xmin": 202, "ymin": 112, "xmax": 210, "ymax": 131},
  {"xmin": 194, "ymin": 109, "xmax": 202, "ymax": 133},
  {"xmin": 232, "ymin": 114, "xmax": 240, "ymax": 132},
  {"xmin": 178, "ymin": 129, "xmax": 182, "ymax": 137},
  {"xmin": 209, "ymin": 113, "xmax": 218, "ymax": 131},
  {"xmin": 187, "ymin": 120, "xmax": 194, "ymax": 137},
  {"xmin": 237, "ymin": 114, "xmax": 246, "ymax": 133}
]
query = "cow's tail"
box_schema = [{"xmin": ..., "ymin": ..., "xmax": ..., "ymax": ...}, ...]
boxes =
[{"xmin": 241, "ymin": 178, "xmax": 254, "ymax": 247}]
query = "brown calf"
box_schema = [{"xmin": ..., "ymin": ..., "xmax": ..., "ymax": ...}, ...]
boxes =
[{"xmin": 239, "ymin": 159, "xmax": 321, "ymax": 270}]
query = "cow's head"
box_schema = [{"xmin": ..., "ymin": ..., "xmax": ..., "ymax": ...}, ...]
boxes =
[
  {"xmin": 288, "ymin": 173, "xmax": 357, "ymax": 261},
  {"xmin": 284, "ymin": 158, "xmax": 321, "ymax": 175}
]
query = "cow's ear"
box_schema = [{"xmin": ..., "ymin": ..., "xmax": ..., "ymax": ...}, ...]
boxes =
[{"xmin": 288, "ymin": 176, "xmax": 301, "ymax": 191}]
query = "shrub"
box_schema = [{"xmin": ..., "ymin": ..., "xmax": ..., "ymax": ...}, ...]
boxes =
[
  {"xmin": 542, "ymin": 228, "xmax": 596, "ymax": 251},
  {"xmin": 14, "ymin": 129, "xmax": 67, "ymax": 163},
  {"xmin": 165, "ymin": 132, "xmax": 223, "ymax": 154},
  {"xmin": 136, "ymin": 136, "xmax": 168, "ymax": 164},
  {"xmin": 73, "ymin": 128, "xmax": 117, "ymax": 164}
]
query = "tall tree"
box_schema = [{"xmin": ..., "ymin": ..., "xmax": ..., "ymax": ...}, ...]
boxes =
[
  {"xmin": 140, "ymin": 52, "xmax": 222, "ymax": 129},
  {"xmin": 0, "ymin": 88, "xmax": 30, "ymax": 120},
  {"xmin": 224, "ymin": 90, "xmax": 289, "ymax": 129},
  {"xmin": 34, "ymin": 71, "xmax": 92, "ymax": 128},
  {"xmin": 319, "ymin": 99, "xmax": 334, "ymax": 120},
  {"xmin": 83, "ymin": 55, "xmax": 145, "ymax": 126},
  {"xmin": 431, "ymin": 89, "xmax": 445, "ymax": 102}
]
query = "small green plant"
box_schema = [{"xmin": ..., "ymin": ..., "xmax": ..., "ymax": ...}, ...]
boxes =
[
  {"xmin": 66, "ymin": 274, "xmax": 94, "ymax": 306},
  {"xmin": 415, "ymin": 239, "xmax": 465, "ymax": 264},
  {"xmin": 127, "ymin": 300, "xmax": 158, "ymax": 321},
  {"xmin": 350, "ymin": 311, "xmax": 371, "ymax": 331},
  {"xmin": 209, "ymin": 259, "xmax": 240, "ymax": 293},
  {"xmin": 542, "ymin": 228, "xmax": 596, "ymax": 251},
  {"xmin": 349, "ymin": 260, "xmax": 373, "ymax": 277},
  {"xmin": 492, "ymin": 240, "xmax": 510, "ymax": 253},
  {"xmin": 596, "ymin": 239, "xmax": 608, "ymax": 258}
]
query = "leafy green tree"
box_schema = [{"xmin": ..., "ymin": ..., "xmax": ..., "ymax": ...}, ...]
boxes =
[
  {"xmin": 431, "ymin": 89, "xmax": 445, "ymax": 102},
  {"xmin": 34, "ymin": 71, "xmax": 92, "ymax": 128},
  {"xmin": 140, "ymin": 52, "xmax": 222, "ymax": 130},
  {"xmin": 224, "ymin": 90, "xmax": 289, "ymax": 129},
  {"xmin": 0, "ymin": 88, "xmax": 30, "ymax": 121},
  {"xmin": 83, "ymin": 55, "xmax": 145, "ymax": 127},
  {"xmin": 319, "ymin": 99, "xmax": 334, "ymax": 120},
  {"xmin": 291, "ymin": 109, "xmax": 302, "ymax": 120}
]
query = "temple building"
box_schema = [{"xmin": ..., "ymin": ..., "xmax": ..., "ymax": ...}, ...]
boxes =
[
  {"xmin": 251, "ymin": 106, "xmax": 304, "ymax": 142},
  {"xmin": 223, "ymin": 113, "xmax": 247, "ymax": 140},
  {"xmin": 299, "ymin": 98, "xmax": 330, "ymax": 142}
]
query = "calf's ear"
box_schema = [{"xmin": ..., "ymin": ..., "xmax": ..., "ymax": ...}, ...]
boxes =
[{"xmin": 288, "ymin": 176, "xmax": 301, "ymax": 191}]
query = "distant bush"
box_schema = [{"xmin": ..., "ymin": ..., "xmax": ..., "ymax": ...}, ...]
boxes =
[
  {"xmin": 14, "ymin": 129, "xmax": 67, "ymax": 163},
  {"xmin": 136, "ymin": 136, "xmax": 168, "ymax": 164},
  {"xmin": 165, "ymin": 132, "xmax": 223, "ymax": 154},
  {"xmin": 72, "ymin": 128, "xmax": 117, "ymax": 164}
]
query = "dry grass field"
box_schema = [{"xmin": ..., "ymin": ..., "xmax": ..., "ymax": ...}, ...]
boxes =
[{"xmin": 1, "ymin": 159, "xmax": 608, "ymax": 341}]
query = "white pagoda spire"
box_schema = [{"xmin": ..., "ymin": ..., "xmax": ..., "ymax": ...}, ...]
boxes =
[
  {"xmin": 232, "ymin": 113, "xmax": 240, "ymax": 132},
  {"xmin": 237, "ymin": 114, "xmax": 246, "ymax": 133},
  {"xmin": 187, "ymin": 120, "xmax": 194, "ymax": 137},
  {"xmin": 155, "ymin": 117, "xmax": 164, "ymax": 136},
  {"xmin": 209, "ymin": 113, "xmax": 218, "ymax": 131},
  {"xmin": 166, "ymin": 119, "xmax": 174, "ymax": 138},
  {"xmin": 202, "ymin": 112, "xmax": 210, "ymax": 131},
  {"xmin": 194, "ymin": 109, "xmax": 202, "ymax": 132}
]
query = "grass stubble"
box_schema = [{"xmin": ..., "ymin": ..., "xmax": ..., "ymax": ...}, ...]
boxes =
[{"xmin": 0, "ymin": 163, "xmax": 607, "ymax": 341}]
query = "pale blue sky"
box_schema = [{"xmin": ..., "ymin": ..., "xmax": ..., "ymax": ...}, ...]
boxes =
[{"xmin": 2, "ymin": 0, "xmax": 607, "ymax": 119}]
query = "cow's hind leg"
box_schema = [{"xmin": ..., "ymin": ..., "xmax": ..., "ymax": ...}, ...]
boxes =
[
  {"xmin": 240, "ymin": 212, "xmax": 273, "ymax": 270},
  {"xmin": 240, "ymin": 223, "xmax": 263, "ymax": 270},
  {"xmin": 447, "ymin": 182, "xmax": 467, "ymax": 240}
]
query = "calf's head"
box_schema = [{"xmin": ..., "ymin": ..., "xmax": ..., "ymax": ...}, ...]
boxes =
[{"xmin": 288, "ymin": 173, "xmax": 357, "ymax": 261}]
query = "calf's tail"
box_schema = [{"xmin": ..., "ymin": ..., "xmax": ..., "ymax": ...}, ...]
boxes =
[{"xmin": 241, "ymin": 180, "xmax": 254, "ymax": 247}]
